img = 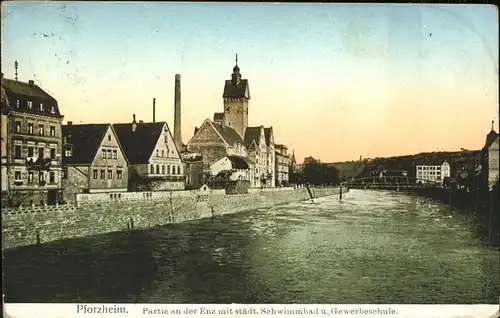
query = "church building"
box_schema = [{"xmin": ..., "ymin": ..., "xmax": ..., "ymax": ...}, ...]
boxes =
[{"xmin": 187, "ymin": 55, "xmax": 276, "ymax": 188}]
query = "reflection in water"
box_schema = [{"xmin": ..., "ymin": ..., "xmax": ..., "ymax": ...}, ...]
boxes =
[{"xmin": 3, "ymin": 189, "xmax": 499, "ymax": 304}]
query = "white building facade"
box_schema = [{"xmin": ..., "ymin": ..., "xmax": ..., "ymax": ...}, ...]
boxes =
[{"xmin": 416, "ymin": 161, "xmax": 451, "ymax": 184}]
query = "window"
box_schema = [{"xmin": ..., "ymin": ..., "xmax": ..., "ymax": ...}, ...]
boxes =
[
  {"xmin": 28, "ymin": 146, "xmax": 34, "ymax": 157},
  {"xmin": 16, "ymin": 100, "xmax": 20, "ymax": 108},
  {"xmin": 40, "ymin": 103, "xmax": 44, "ymax": 111},
  {"xmin": 39, "ymin": 171, "xmax": 45, "ymax": 182},
  {"xmin": 14, "ymin": 145, "xmax": 21, "ymax": 159},
  {"xmin": 28, "ymin": 123, "xmax": 34, "ymax": 134},
  {"xmin": 108, "ymin": 170, "xmax": 113, "ymax": 179},
  {"xmin": 39, "ymin": 124, "xmax": 44, "ymax": 136},
  {"xmin": 49, "ymin": 172, "xmax": 55, "ymax": 183},
  {"xmin": 162, "ymin": 165, "xmax": 165, "ymax": 174},
  {"xmin": 108, "ymin": 135, "xmax": 111, "ymax": 141},
  {"xmin": 100, "ymin": 169, "xmax": 105, "ymax": 179},
  {"xmin": 65, "ymin": 147, "xmax": 72, "ymax": 157},
  {"xmin": 156, "ymin": 150, "xmax": 159, "ymax": 157},
  {"xmin": 112, "ymin": 150, "xmax": 117, "ymax": 159},
  {"xmin": 107, "ymin": 150, "xmax": 112, "ymax": 159},
  {"xmin": 167, "ymin": 165, "xmax": 170, "ymax": 174},
  {"xmin": 50, "ymin": 126, "xmax": 56, "ymax": 137},
  {"xmin": 28, "ymin": 172, "xmax": 34, "ymax": 183},
  {"xmin": 164, "ymin": 135, "xmax": 168, "ymax": 143},
  {"xmin": 156, "ymin": 165, "xmax": 160, "ymax": 174},
  {"xmin": 50, "ymin": 106, "xmax": 55, "ymax": 114},
  {"xmin": 62, "ymin": 167, "xmax": 68, "ymax": 179},
  {"xmin": 93, "ymin": 169, "xmax": 98, "ymax": 179},
  {"xmin": 150, "ymin": 164, "xmax": 154, "ymax": 174},
  {"xmin": 27, "ymin": 101, "xmax": 33, "ymax": 109},
  {"xmin": 102, "ymin": 149, "xmax": 106, "ymax": 159},
  {"xmin": 15, "ymin": 121, "xmax": 21, "ymax": 133},
  {"xmin": 116, "ymin": 169, "xmax": 123, "ymax": 179},
  {"xmin": 177, "ymin": 166, "xmax": 181, "ymax": 175},
  {"xmin": 162, "ymin": 150, "xmax": 164, "ymax": 157},
  {"xmin": 50, "ymin": 148, "xmax": 56, "ymax": 159},
  {"xmin": 38, "ymin": 147, "xmax": 44, "ymax": 158},
  {"xmin": 14, "ymin": 171, "xmax": 21, "ymax": 181}
]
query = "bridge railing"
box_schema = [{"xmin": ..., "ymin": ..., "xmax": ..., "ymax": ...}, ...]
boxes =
[{"xmin": 341, "ymin": 176, "xmax": 441, "ymax": 188}]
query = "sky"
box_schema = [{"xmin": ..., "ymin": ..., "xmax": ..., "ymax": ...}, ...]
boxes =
[{"xmin": 1, "ymin": 2, "xmax": 498, "ymax": 163}]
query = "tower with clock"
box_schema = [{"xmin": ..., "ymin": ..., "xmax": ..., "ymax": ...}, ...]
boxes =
[{"xmin": 222, "ymin": 54, "xmax": 250, "ymax": 139}]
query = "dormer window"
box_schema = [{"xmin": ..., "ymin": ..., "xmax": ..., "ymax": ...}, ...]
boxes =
[
  {"xmin": 27, "ymin": 101, "xmax": 33, "ymax": 109},
  {"xmin": 40, "ymin": 103, "xmax": 44, "ymax": 111},
  {"xmin": 65, "ymin": 146, "xmax": 73, "ymax": 157},
  {"xmin": 50, "ymin": 106, "xmax": 55, "ymax": 114},
  {"xmin": 16, "ymin": 100, "xmax": 20, "ymax": 108}
]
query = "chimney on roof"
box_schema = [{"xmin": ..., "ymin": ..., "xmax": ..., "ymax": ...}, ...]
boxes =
[
  {"xmin": 14, "ymin": 60, "xmax": 19, "ymax": 81},
  {"xmin": 28, "ymin": 80, "xmax": 34, "ymax": 86},
  {"xmin": 67, "ymin": 121, "xmax": 73, "ymax": 125},
  {"xmin": 174, "ymin": 74, "xmax": 182, "ymax": 149},
  {"xmin": 152, "ymin": 98, "xmax": 156, "ymax": 123},
  {"xmin": 132, "ymin": 114, "xmax": 137, "ymax": 132}
]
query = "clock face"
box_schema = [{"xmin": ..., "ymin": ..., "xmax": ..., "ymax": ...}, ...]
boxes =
[{"xmin": 225, "ymin": 107, "xmax": 230, "ymax": 114}]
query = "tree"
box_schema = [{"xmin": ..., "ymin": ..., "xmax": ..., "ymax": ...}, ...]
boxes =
[{"xmin": 302, "ymin": 157, "xmax": 340, "ymax": 186}]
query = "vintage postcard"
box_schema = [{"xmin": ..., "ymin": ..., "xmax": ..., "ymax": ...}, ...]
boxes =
[{"xmin": 1, "ymin": 2, "xmax": 499, "ymax": 318}]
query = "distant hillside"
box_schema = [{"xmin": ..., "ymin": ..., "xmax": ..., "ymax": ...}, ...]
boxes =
[
  {"xmin": 303, "ymin": 150, "xmax": 482, "ymax": 180},
  {"xmin": 323, "ymin": 161, "xmax": 366, "ymax": 181}
]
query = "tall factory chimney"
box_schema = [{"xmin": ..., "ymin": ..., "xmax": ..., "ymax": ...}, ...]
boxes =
[
  {"xmin": 174, "ymin": 74, "xmax": 182, "ymax": 150},
  {"xmin": 152, "ymin": 98, "xmax": 156, "ymax": 122}
]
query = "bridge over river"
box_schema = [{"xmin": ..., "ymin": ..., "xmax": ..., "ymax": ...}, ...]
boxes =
[
  {"xmin": 341, "ymin": 176, "xmax": 442, "ymax": 191},
  {"xmin": 3, "ymin": 189, "xmax": 499, "ymax": 303}
]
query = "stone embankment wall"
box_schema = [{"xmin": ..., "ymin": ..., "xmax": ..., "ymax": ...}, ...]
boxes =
[{"xmin": 1, "ymin": 186, "xmax": 340, "ymax": 250}]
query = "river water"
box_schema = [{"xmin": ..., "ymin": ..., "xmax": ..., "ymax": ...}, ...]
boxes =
[{"xmin": 3, "ymin": 189, "xmax": 499, "ymax": 304}]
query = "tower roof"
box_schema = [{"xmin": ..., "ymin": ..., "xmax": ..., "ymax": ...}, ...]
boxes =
[
  {"xmin": 223, "ymin": 79, "xmax": 249, "ymax": 99},
  {"xmin": 223, "ymin": 54, "xmax": 250, "ymax": 99}
]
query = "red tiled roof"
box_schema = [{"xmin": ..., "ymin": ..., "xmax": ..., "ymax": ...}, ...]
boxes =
[
  {"xmin": 2, "ymin": 77, "xmax": 62, "ymax": 117},
  {"xmin": 213, "ymin": 112, "xmax": 224, "ymax": 122},
  {"xmin": 113, "ymin": 122, "xmax": 166, "ymax": 164},
  {"xmin": 212, "ymin": 122, "xmax": 244, "ymax": 145},
  {"xmin": 484, "ymin": 130, "xmax": 499, "ymax": 149},
  {"xmin": 62, "ymin": 124, "xmax": 110, "ymax": 165},
  {"xmin": 264, "ymin": 127, "xmax": 273, "ymax": 146},
  {"xmin": 243, "ymin": 126, "xmax": 262, "ymax": 147},
  {"xmin": 227, "ymin": 155, "xmax": 251, "ymax": 170}
]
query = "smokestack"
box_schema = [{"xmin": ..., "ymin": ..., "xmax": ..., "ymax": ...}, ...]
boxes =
[
  {"xmin": 132, "ymin": 114, "xmax": 137, "ymax": 132},
  {"xmin": 174, "ymin": 74, "xmax": 182, "ymax": 149},
  {"xmin": 153, "ymin": 98, "xmax": 156, "ymax": 122}
]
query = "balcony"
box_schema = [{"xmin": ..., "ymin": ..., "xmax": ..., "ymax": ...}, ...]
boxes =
[
  {"xmin": 148, "ymin": 175, "xmax": 186, "ymax": 182},
  {"xmin": 26, "ymin": 157, "xmax": 52, "ymax": 171}
]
